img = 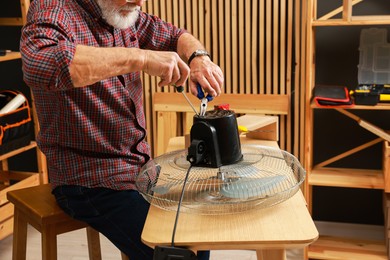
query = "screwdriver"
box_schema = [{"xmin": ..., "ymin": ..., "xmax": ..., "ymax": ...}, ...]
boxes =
[{"xmin": 175, "ymin": 86, "xmax": 198, "ymax": 115}]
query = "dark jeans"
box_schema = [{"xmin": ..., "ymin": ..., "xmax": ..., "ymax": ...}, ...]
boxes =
[{"xmin": 52, "ymin": 185, "xmax": 209, "ymax": 260}]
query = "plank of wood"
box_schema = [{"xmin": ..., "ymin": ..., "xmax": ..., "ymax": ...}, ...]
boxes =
[
  {"xmin": 20, "ymin": 0, "xmax": 31, "ymax": 25},
  {"xmin": 210, "ymin": 0, "xmax": 217, "ymax": 63},
  {"xmin": 205, "ymin": 0, "xmax": 211, "ymax": 53},
  {"xmin": 259, "ymin": 0, "xmax": 265, "ymax": 94},
  {"xmin": 166, "ymin": 0, "xmax": 172, "ymax": 24},
  {"xmin": 286, "ymin": 0, "xmax": 293, "ymax": 153},
  {"xmin": 309, "ymin": 236, "xmax": 387, "ymax": 260},
  {"xmin": 0, "ymin": 202, "xmax": 14, "ymax": 222},
  {"xmin": 0, "ymin": 52, "xmax": 21, "ymax": 62},
  {"xmin": 336, "ymin": 108, "xmax": 390, "ymax": 142},
  {"xmin": 313, "ymin": 18, "xmax": 390, "ymax": 26},
  {"xmin": 316, "ymin": 138, "xmax": 383, "ymax": 168},
  {"xmin": 231, "ymin": 0, "xmax": 238, "ymax": 94},
  {"xmin": 0, "ymin": 174, "xmax": 39, "ymax": 206},
  {"xmin": 192, "ymin": 0, "xmax": 198, "ymax": 38},
  {"xmin": 359, "ymin": 120, "xmax": 390, "ymax": 142},
  {"xmin": 237, "ymin": 114, "xmax": 279, "ymax": 141},
  {"xmin": 245, "ymin": 1, "xmax": 251, "ymax": 94},
  {"xmin": 0, "ymin": 18, "xmax": 23, "ymax": 26},
  {"xmin": 185, "ymin": 1, "xmax": 193, "ymax": 33},
  {"xmin": 172, "ymin": 0, "xmax": 179, "ymax": 27},
  {"xmin": 225, "ymin": 1, "xmax": 231, "ymax": 93},
  {"xmin": 273, "ymin": 0, "xmax": 279, "ymax": 95},
  {"xmin": 251, "ymin": 0, "xmax": 258, "ymax": 94},
  {"xmin": 384, "ymin": 141, "xmax": 390, "ymax": 192},
  {"xmin": 153, "ymin": 93, "xmax": 289, "ymax": 115},
  {"xmin": 156, "ymin": 111, "xmax": 178, "ymax": 156},
  {"xmin": 310, "ymin": 167, "xmax": 384, "ymax": 189},
  {"xmin": 237, "ymin": 115, "xmax": 278, "ymax": 132},
  {"xmin": 342, "ymin": 0, "xmax": 353, "ymax": 21},
  {"xmin": 266, "ymin": 0, "xmax": 272, "ymax": 94},
  {"xmin": 238, "ymin": 0, "xmax": 244, "ymax": 94},
  {"xmin": 0, "ymin": 217, "xmax": 13, "ymax": 240},
  {"xmin": 198, "ymin": 0, "xmax": 205, "ymax": 45},
  {"xmin": 295, "ymin": 0, "xmax": 304, "ymax": 158},
  {"xmin": 182, "ymin": 112, "xmax": 195, "ymax": 135},
  {"xmin": 318, "ymin": 0, "xmax": 363, "ymax": 21}
]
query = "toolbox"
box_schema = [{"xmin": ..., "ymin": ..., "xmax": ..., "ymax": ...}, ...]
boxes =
[
  {"xmin": 0, "ymin": 90, "xmax": 32, "ymax": 154},
  {"xmin": 352, "ymin": 84, "xmax": 390, "ymax": 105}
]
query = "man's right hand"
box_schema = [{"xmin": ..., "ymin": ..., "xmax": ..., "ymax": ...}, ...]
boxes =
[{"xmin": 142, "ymin": 50, "xmax": 190, "ymax": 88}]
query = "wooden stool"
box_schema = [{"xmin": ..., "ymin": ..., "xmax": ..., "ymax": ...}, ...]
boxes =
[{"xmin": 7, "ymin": 184, "xmax": 129, "ymax": 260}]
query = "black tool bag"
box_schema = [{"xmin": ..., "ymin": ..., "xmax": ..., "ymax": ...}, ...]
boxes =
[{"xmin": 0, "ymin": 90, "xmax": 32, "ymax": 154}]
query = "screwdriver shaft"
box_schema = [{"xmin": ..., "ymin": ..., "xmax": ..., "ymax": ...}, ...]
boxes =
[
  {"xmin": 175, "ymin": 86, "xmax": 198, "ymax": 115},
  {"xmin": 181, "ymin": 92, "xmax": 198, "ymax": 115}
]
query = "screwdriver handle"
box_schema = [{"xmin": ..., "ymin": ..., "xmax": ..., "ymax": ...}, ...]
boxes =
[{"xmin": 175, "ymin": 86, "xmax": 184, "ymax": 93}]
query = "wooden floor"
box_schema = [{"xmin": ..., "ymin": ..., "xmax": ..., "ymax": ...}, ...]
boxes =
[
  {"xmin": 0, "ymin": 221, "xmax": 385, "ymax": 259},
  {"xmin": 0, "ymin": 225, "xmax": 303, "ymax": 260}
]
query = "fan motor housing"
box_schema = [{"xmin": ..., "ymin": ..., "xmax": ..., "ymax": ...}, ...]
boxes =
[{"xmin": 187, "ymin": 109, "xmax": 243, "ymax": 168}]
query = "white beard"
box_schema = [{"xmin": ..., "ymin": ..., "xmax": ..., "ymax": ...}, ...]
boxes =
[{"xmin": 96, "ymin": 0, "xmax": 140, "ymax": 29}]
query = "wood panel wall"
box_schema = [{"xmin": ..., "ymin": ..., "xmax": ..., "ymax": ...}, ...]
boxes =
[{"xmin": 141, "ymin": 0, "xmax": 306, "ymax": 159}]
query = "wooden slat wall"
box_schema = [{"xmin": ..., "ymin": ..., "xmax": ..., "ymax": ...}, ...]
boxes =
[{"xmin": 141, "ymin": 0, "xmax": 305, "ymax": 159}]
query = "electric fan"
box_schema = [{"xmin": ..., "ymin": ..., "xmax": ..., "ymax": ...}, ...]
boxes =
[{"xmin": 135, "ymin": 110, "xmax": 305, "ymax": 215}]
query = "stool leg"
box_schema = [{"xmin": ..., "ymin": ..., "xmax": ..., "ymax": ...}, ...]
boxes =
[
  {"xmin": 86, "ymin": 227, "xmax": 102, "ymax": 260},
  {"xmin": 41, "ymin": 224, "xmax": 57, "ymax": 260},
  {"xmin": 12, "ymin": 209, "xmax": 28, "ymax": 260}
]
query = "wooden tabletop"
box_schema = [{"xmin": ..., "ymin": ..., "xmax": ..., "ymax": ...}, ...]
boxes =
[{"xmin": 141, "ymin": 136, "xmax": 318, "ymax": 252}]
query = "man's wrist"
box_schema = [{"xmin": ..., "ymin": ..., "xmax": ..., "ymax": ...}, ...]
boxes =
[{"xmin": 187, "ymin": 49, "xmax": 210, "ymax": 66}]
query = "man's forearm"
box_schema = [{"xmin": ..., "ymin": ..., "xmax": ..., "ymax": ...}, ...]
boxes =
[
  {"xmin": 177, "ymin": 33, "xmax": 209, "ymax": 63},
  {"xmin": 69, "ymin": 45, "xmax": 145, "ymax": 87}
]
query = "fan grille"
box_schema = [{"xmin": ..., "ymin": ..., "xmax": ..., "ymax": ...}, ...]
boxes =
[{"xmin": 135, "ymin": 145, "xmax": 305, "ymax": 215}]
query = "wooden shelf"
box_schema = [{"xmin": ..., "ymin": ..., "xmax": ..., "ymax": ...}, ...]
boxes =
[
  {"xmin": 308, "ymin": 235, "xmax": 387, "ymax": 260},
  {"xmin": 309, "ymin": 166, "xmax": 384, "ymax": 189},
  {"xmin": 0, "ymin": 141, "xmax": 37, "ymax": 161},
  {"xmin": 0, "ymin": 17, "xmax": 24, "ymax": 26},
  {"xmin": 313, "ymin": 16, "xmax": 390, "ymax": 27},
  {"xmin": 0, "ymin": 52, "xmax": 21, "ymax": 62},
  {"xmin": 304, "ymin": 0, "xmax": 390, "ymax": 259}
]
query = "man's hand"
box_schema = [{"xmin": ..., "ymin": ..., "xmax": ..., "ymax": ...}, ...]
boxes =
[
  {"xmin": 142, "ymin": 50, "xmax": 190, "ymax": 88},
  {"xmin": 188, "ymin": 56, "xmax": 224, "ymax": 98}
]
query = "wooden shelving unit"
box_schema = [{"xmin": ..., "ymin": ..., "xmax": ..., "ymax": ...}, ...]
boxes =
[
  {"xmin": 0, "ymin": 0, "xmax": 47, "ymax": 240},
  {"xmin": 304, "ymin": 0, "xmax": 390, "ymax": 259}
]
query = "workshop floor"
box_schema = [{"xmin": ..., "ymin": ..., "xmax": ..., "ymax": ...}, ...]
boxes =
[{"xmin": 0, "ymin": 225, "xmax": 303, "ymax": 259}]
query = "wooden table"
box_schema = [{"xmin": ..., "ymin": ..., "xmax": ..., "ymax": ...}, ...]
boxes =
[{"xmin": 141, "ymin": 136, "xmax": 318, "ymax": 260}]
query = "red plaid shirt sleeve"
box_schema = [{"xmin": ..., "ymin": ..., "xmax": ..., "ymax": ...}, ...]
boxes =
[{"xmin": 20, "ymin": 0, "xmax": 186, "ymax": 190}]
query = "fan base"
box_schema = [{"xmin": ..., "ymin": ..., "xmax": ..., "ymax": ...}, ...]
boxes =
[{"xmin": 153, "ymin": 246, "xmax": 197, "ymax": 259}]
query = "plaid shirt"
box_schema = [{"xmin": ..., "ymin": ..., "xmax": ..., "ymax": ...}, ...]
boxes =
[{"xmin": 20, "ymin": 0, "xmax": 185, "ymax": 190}]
